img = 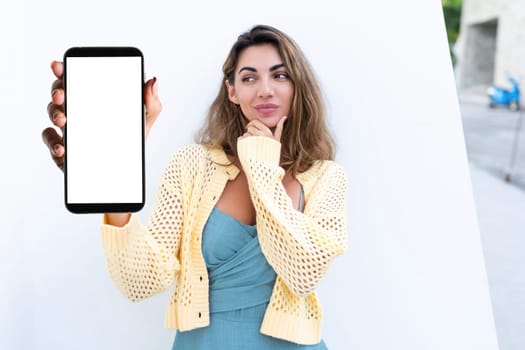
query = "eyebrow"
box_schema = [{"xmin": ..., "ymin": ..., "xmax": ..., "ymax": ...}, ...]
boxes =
[{"xmin": 238, "ymin": 63, "xmax": 286, "ymax": 74}]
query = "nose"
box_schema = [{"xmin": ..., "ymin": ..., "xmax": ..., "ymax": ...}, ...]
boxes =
[{"xmin": 258, "ymin": 77, "xmax": 274, "ymax": 98}]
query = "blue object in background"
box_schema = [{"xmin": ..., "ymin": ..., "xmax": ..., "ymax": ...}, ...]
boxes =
[{"xmin": 487, "ymin": 76, "xmax": 521, "ymax": 110}]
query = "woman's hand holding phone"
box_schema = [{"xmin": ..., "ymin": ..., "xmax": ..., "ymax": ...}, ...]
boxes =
[
  {"xmin": 42, "ymin": 61, "xmax": 162, "ymax": 172},
  {"xmin": 41, "ymin": 60, "xmax": 162, "ymax": 225}
]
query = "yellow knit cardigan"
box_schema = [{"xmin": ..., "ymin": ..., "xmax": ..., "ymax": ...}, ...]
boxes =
[{"xmin": 100, "ymin": 136, "xmax": 348, "ymax": 345}]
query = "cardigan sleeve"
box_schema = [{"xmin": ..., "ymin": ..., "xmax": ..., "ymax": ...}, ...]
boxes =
[
  {"xmin": 237, "ymin": 136, "xmax": 348, "ymax": 297},
  {"xmin": 99, "ymin": 149, "xmax": 190, "ymax": 302}
]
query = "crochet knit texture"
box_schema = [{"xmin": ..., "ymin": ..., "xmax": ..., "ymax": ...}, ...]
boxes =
[{"xmin": 100, "ymin": 136, "xmax": 348, "ymax": 344}]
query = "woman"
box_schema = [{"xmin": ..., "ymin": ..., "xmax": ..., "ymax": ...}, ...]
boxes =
[{"xmin": 42, "ymin": 24, "xmax": 348, "ymax": 349}]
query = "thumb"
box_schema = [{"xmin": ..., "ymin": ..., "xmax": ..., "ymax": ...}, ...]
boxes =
[
  {"xmin": 273, "ymin": 116, "xmax": 287, "ymax": 142},
  {"xmin": 144, "ymin": 77, "xmax": 162, "ymax": 133}
]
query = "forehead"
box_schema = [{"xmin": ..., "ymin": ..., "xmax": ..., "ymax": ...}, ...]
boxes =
[{"xmin": 236, "ymin": 44, "xmax": 283, "ymax": 70}]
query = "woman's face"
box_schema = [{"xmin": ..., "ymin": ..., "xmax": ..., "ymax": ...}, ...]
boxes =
[{"xmin": 226, "ymin": 44, "xmax": 294, "ymax": 129}]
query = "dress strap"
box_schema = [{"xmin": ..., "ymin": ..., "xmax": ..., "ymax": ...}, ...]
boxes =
[{"xmin": 298, "ymin": 186, "xmax": 304, "ymax": 212}]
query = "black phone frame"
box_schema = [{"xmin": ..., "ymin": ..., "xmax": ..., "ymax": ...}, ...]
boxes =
[{"xmin": 63, "ymin": 47, "xmax": 145, "ymax": 214}]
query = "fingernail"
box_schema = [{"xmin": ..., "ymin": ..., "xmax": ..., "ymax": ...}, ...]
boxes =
[{"xmin": 152, "ymin": 77, "xmax": 158, "ymax": 95}]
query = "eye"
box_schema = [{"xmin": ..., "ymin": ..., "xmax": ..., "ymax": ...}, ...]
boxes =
[
  {"xmin": 274, "ymin": 72, "xmax": 289, "ymax": 80},
  {"xmin": 241, "ymin": 76, "xmax": 256, "ymax": 83}
]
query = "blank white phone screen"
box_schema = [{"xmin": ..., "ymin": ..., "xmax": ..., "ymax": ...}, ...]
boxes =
[{"xmin": 66, "ymin": 57, "xmax": 143, "ymax": 204}]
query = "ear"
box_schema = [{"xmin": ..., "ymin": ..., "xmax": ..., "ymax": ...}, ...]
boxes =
[{"xmin": 225, "ymin": 79, "xmax": 239, "ymax": 104}]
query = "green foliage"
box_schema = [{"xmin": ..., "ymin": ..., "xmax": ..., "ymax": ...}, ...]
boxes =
[
  {"xmin": 442, "ymin": 0, "xmax": 463, "ymax": 7},
  {"xmin": 442, "ymin": 0, "xmax": 462, "ymax": 66}
]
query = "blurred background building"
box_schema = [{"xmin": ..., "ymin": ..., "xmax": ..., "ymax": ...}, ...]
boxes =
[
  {"xmin": 444, "ymin": 2, "xmax": 525, "ymax": 350},
  {"xmin": 454, "ymin": 0, "xmax": 525, "ymax": 90}
]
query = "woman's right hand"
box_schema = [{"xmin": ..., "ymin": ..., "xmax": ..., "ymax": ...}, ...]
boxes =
[{"xmin": 41, "ymin": 60, "xmax": 162, "ymax": 172}]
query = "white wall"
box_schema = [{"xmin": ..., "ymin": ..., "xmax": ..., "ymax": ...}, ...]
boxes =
[{"xmin": 1, "ymin": 0, "xmax": 499, "ymax": 349}]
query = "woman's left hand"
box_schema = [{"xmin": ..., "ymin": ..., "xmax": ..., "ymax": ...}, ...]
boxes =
[{"xmin": 239, "ymin": 116, "xmax": 287, "ymax": 143}]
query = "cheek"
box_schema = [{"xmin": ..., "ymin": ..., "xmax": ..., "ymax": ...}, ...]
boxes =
[
  {"xmin": 237, "ymin": 90, "xmax": 253, "ymax": 105},
  {"xmin": 236, "ymin": 90, "xmax": 256, "ymax": 116},
  {"xmin": 284, "ymin": 87, "xmax": 294, "ymax": 109}
]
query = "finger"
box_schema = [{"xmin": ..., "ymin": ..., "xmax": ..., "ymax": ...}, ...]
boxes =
[
  {"xmin": 50, "ymin": 62, "xmax": 64, "ymax": 105},
  {"xmin": 273, "ymin": 116, "xmax": 287, "ymax": 142},
  {"xmin": 51, "ymin": 61, "xmax": 64, "ymax": 79},
  {"xmin": 145, "ymin": 77, "xmax": 162, "ymax": 117},
  {"xmin": 51, "ymin": 88, "xmax": 64, "ymax": 105},
  {"xmin": 42, "ymin": 127, "xmax": 65, "ymax": 170},
  {"xmin": 144, "ymin": 77, "xmax": 162, "ymax": 134},
  {"xmin": 245, "ymin": 120, "xmax": 274, "ymax": 137},
  {"xmin": 245, "ymin": 119, "xmax": 271, "ymax": 134},
  {"xmin": 51, "ymin": 78, "xmax": 63, "ymax": 93},
  {"xmin": 42, "ymin": 127, "xmax": 63, "ymax": 154},
  {"xmin": 246, "ymin": 124, "xmax": 271, "ymax": 137},
  {"xmin": 47, "ymin": 102, "xmax": 66, "ymax": 130}
]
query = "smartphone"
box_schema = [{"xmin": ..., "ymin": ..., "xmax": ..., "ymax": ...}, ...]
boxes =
[{"xmin": 63, "ymin": 47, "xmax": 145, "ymax": 214}]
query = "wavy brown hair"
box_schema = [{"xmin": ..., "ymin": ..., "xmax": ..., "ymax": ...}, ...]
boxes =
[{"xmin": 196, "ymin": 24, "xmax": 335, "ymax": 175}]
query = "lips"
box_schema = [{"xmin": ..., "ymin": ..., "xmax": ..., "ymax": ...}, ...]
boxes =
[{"xmin": 255, "ymin": 103, "xmax": 279, "ymax": 115}]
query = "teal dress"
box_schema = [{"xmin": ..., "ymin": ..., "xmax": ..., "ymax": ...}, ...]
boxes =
[{"xmin": 171, "ymin": 189, "xmax": 328, "ymax": 349}]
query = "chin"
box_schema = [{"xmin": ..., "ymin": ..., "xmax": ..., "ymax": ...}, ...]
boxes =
[
  {"xmin": 243, "ymin": 109, "xmax": 285, "ymax": 129},
  {"xmin": 256, "ymin": 115, "xmax": 282, "ymax": 128},
  {"xmin": 262, "ymin": 120, "xmax": 279, "ymax": 129}
]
